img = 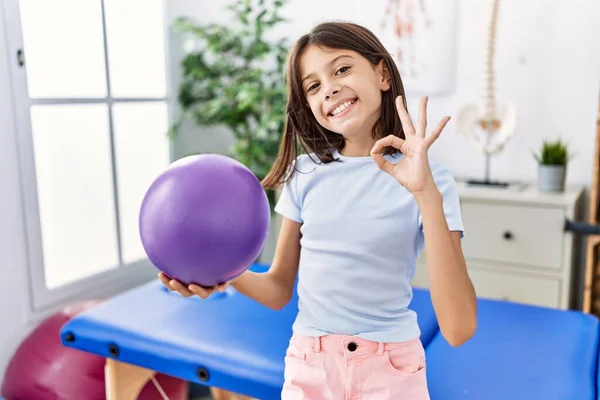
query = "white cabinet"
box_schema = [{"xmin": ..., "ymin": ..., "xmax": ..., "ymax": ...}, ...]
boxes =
[{"xmin": 412, "ymin": 182, "xmax": 585, "ymax": 309}]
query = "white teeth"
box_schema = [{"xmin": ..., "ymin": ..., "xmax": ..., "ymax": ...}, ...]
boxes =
[{"xmin": 331, "ymin": 100, "xmax": 354, "ymax": 116}]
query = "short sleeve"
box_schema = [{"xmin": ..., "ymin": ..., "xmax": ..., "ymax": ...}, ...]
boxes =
[
  {"xmin": 418, "ymin": 163, "xmax": 464, "ymax": 240},
  {"xmin": 274, "ymin": 162, "xmax": 303, "ymax": 223}
]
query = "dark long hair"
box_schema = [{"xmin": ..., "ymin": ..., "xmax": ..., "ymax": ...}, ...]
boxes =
[{"xmin": 262, "ymin": 21, "xmax": 408, "ymax": 189}]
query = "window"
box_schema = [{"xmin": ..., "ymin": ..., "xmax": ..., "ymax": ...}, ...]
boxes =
[{"xmin": 3, "ymin": 0, "xmax": 172, "ymax": 310}]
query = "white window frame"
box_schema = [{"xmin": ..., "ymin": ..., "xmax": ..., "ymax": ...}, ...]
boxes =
[{"xmin": 1, "ymin": 0, "xmax": 176, "ymax": 312}]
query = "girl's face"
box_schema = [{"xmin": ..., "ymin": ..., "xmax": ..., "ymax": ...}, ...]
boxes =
[{"xmin": 299, "ymin": 45, "xmax": 391, "ymax": 140}]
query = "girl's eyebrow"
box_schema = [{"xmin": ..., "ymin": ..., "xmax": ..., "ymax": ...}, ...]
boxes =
[{"xmin": 301, "ymin": 55, "xmax": 354, "ymax": 83}]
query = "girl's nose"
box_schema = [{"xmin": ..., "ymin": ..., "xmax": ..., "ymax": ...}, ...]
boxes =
[{"xmin": 325, "ymin": 87, "xmax": 341, "ymax": 100}]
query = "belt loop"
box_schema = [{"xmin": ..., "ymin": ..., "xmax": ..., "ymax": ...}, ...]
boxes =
[
  {"xmin": 313, "ymin": 336, "xmax": 321, "ymax": 353},
  {"xmin": 377, "ymin": 342, "xmax": 384, "ymax": 356}
]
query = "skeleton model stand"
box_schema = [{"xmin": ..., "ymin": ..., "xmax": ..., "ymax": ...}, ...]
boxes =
[{"xmin": 455, "ymin": 0, "xmax": 516, "ymax": 187}]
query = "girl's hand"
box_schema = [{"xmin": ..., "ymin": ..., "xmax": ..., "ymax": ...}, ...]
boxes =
[
  {"xmin": 370, "ymin": 96, "xmax": 450, "ymax": 196},
  {"xmin": 158, "ymin": 272, "xmax": 230, "ymax": 299}
]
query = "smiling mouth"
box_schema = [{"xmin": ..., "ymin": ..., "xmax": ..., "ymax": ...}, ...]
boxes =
[{"xmin": 328, "ymin": 99, "xmax": 357, "ymax": 118}]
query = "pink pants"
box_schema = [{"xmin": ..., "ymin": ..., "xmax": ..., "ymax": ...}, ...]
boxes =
[{"xmin": 281, "ymin": 334, "xmax": 430, "ymax": 400}]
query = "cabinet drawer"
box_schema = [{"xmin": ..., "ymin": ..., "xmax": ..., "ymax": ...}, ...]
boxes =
[
  {"xmin": 410, "ymin": 263, "xmax": 561, "ymax": 309},
  {"xmin": 461, "ymin": 202, "xmax": 564, "ymax": 269},
  {"xmin": 468, "ymin": 267, "xmax": 560, "ymax": 308}
]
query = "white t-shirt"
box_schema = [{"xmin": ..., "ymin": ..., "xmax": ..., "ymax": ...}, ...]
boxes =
[{"xmin": 274, "ymin": 150, "xmax": 464, "ymax": 343}]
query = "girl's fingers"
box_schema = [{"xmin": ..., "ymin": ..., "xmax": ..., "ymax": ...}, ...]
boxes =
[
  {"xmin": 417, "ymin": 96, "xmax": 428, "ymax": 137},
  {"xmin": 217, "ymin": 282, "xmax": 230, "ymax": 293},
  {"xmin": 395, "ymin": 96, "xmax": 415, "ymax": 135},
  {"xmin": 371, "ymin": 135, "xmax": 405, "ymax": 175},
  {"xmin": 158, "ymin": 272, "xmax": 175, "ymax": 291},
  {"xmin": 160, "ymin": 272, "xmax": 225, "ymax": 299},
  {"xmin": 188, "ymin": 284, "xmax": 214, "ymax": 299},
  {"xmin": 425, "ymin": 116, "xmax": 451, "ymax": 146},
  {"xmin": 169, "ymin": 279, "xmax": 194, "ymax": 297},
  {"xmin": 372, "ymin": 134, "xmax": 405, "ymax": 151}
]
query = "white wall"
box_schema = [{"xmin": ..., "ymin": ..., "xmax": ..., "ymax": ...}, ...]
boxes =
[
  {"xmin": 0, "ymin": 2, "xmax": 34, "ymax": 377},
  {"xmin": 424, "ymin": 0, "xmax": 600, "ymax": 187},
  {"xmin": 168, "ymin": 0, "xmax": 600, "ymax": 187}
]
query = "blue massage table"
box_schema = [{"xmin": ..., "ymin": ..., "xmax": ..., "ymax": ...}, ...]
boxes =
[{"xmin": 60, "ymin": 263, "xmax": 600, "ymax": 399}]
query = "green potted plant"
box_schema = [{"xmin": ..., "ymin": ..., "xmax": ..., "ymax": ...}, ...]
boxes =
[
  {"xmin": 533, "ymin": 138, "xmax": 570, "ymax": 192},
  {"xmin": 168, "ymin": 0, "xmax": 290, "ymax": 211}
]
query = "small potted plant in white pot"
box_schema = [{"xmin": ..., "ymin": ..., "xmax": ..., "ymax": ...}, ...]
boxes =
[{"xmin": 533, "ymin": 138, "xmax": 569, "ymax": 192}]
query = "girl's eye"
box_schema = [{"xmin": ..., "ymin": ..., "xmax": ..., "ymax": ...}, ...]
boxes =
[
  {"xmin": 307, "ymin": 83, "xmax": 319, "ymax": 92},
  {"xmin": 336, "ymin": 66, "xmax": 350, "ymax": 74}
]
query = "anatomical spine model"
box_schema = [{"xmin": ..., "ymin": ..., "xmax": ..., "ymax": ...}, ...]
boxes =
[{"xmin": 455, "ymin": 0, "xmax": 517, "ymax": 185}]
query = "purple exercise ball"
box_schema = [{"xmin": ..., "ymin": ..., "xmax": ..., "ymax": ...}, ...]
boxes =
[{"xmin": 139, "ymin": 154, "xmax": 271, "ymax": 287}]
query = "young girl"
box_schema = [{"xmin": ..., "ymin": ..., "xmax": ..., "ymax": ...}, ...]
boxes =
[{"xmin": 160, "ymin": 21, "xmax": 477, "ymax": 399}]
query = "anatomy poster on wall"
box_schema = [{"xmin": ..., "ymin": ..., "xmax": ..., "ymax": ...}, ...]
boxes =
[{"xmin": 354, "ymin": 0, "xmax": 458, "ymax": 95}]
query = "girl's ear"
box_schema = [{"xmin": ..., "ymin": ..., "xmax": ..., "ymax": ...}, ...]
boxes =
[{"xmin": 378, "ymin": 60, "xmax": 392, "ymax": 91}]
